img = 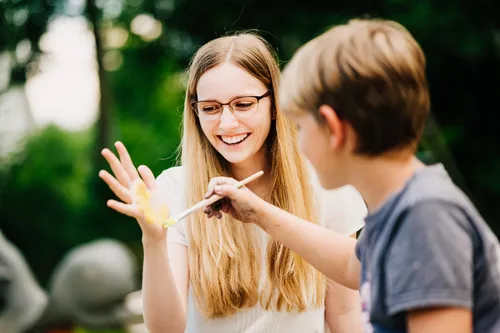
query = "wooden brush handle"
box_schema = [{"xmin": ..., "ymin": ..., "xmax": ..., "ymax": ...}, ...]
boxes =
[{"xmin": 176, "ymin": 170, "xmax": 264, "ymax": 221}]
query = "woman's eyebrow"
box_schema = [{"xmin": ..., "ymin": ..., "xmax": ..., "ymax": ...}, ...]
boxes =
[{"xmin": 197, "ymin": 92, "xmax": 260, "ymax": 102}]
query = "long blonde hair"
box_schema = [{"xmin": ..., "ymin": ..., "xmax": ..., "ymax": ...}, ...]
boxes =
[{"xmin": 180, "ymin": 33, "xmax": 325, "ymax": 319}]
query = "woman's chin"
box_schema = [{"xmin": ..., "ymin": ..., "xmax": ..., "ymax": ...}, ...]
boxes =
[{"xmin": 219, "ymin": 151, "xmax": 251, "ymax": 165}]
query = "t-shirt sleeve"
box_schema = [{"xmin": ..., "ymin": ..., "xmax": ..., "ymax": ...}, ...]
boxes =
[
  {"xmin": 355, "ymin": 228, "xmax": 367, "ymax": 260},
  {"xmin": 384, "ymin": 201, "xmax": 474, "ymax": 315},
  {"xmin": 316, "ymin": 184, "xmax": 367, "ymax": 236},
  {"xmin": 155, "ymin": 167, "xmax": 188, "ymax": 246}
]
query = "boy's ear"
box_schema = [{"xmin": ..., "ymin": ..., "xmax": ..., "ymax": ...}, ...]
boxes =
[{"xmin": 318, "ymin": 104, "xmax": 344, "ymax": 150}]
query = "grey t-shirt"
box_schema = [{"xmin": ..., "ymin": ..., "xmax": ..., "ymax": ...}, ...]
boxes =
[{"xmin": 355, "ymin": 164, "xmax": 500, "ymax": 333}]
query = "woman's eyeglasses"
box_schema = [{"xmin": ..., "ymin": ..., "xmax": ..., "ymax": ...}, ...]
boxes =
[{"xmin": 192, "ymin": 91, "xmax": 270, "ymax": 120}]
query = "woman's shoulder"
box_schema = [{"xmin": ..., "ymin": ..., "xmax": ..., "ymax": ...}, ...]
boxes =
[
  {"xmin": 156, "ymin": 165, "xmax": 185, "ymax": 189},
  {"xmin": 155, "ymin": 166, "xmax": 187, "ymax": 213}
]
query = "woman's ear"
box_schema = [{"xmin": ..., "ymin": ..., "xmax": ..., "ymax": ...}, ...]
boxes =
[{"xmin": 318, "ymin": 105, "xmax": 345, "ymax": 150}]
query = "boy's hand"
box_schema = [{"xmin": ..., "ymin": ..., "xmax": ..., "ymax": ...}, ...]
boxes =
[{"xmin": 203, "ymin": 177, "xmax": 266, "ymax": 224}]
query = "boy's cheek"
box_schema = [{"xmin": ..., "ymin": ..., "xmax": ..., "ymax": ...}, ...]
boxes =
[
  {"xmin": 300, "ymin": 134, "xmax": 320, "ymax": 166},
  {"xmin": 297, "ymin": 131, "xmax": 311, "ymax": 158}
]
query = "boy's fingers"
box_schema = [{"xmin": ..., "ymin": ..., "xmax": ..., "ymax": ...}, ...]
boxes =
[
  {"xmin": 205, "ymin": 179, "xmax": 219, "ymax": 198},
  {"xmin": 204, "ymin": 206, "xmax": 215, "ymax": 218},
  {"xmin": 221, "ymin": 200, "xmax": 230, "ymax": 213},
  {"xmin": 205, "ymin": 177, "xmax": 238, "ymax": 198},
  {"xmin": 213, "ymin": 184, "xmax": 238, "ymax": 198}
]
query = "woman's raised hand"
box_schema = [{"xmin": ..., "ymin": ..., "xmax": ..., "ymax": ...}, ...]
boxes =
[{"xmin": 99, "ymin": 141, "xmax": 166, "ymax": 243}]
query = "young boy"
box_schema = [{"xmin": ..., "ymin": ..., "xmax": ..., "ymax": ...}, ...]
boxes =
[{"xmin": 204, "ymin": 19, "xmax": 500, "ymax": 332}]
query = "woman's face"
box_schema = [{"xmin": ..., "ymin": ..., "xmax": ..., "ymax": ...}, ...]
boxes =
[{"xmin": 195, "ymin": 62, "xmax": 272, "ymax": 165}]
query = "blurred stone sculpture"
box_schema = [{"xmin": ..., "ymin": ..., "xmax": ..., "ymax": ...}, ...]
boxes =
[
  {"xmin": 0, "ymin": 232, "xmax": 140, "ymax": 332},
  {"xmin": 35, "ymin": 238, "xmax": 139, "ymax": 330},
  {"xmin": 124, "ymin": 290, "xmax": 149, "ymax": 333},
  {"xmin": 0, "ymin": 230, "xmax": 48, "ymax": 333}
]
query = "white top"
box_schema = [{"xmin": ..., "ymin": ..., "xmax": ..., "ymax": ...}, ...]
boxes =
[{"xmin": 156, "ymin": 166, "xmax": 367, "ymax": 333}]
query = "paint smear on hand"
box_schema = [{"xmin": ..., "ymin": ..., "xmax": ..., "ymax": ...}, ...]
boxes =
[{"xmin": 132, "ymin": 178, "xmax": 170, "ymax": 226}]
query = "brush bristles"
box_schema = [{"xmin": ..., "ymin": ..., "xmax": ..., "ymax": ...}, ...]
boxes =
[{"xmin": 164, "ymin": 217, "xmax": 177, "ymax": 227}]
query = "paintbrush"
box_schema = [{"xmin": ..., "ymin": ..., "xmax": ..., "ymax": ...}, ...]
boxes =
[{"xmin": 162, "ymin": 170, "xmax": 264, "ymax": 228}]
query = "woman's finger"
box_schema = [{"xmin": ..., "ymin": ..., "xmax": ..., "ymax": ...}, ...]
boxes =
[
  {"xmin": 138, "ymin": 165, "xmax": 157, "ymax": 190},
  {"xmin": 101, "ymin": 148, "xmax": 131, "ymax": 187},
  {"xmin": 106, "ymin": 200, "xmax": 139, "ymax": 218},
  {"xmin": 115, "ymin": 141, "xmax": 140, "ymax": 182},
  {"xmin": 99, "ymin": 170, "xmax": 132, "ymax": 203}
]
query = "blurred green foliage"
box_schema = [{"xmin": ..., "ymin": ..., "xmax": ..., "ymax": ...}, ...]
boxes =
[{"xmin": 0, "ymin": 71, "xmax": 184, "ymax": 286}]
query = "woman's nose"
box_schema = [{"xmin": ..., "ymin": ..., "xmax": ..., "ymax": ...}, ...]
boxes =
[{"xmin": 218, "ymin": 106, "xmax": 239, "ymax": 130}]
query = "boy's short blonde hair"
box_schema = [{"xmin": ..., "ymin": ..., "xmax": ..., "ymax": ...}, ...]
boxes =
[{"xmin": 279, "ymin": 18, "xmax": 430, "ymax": 155}]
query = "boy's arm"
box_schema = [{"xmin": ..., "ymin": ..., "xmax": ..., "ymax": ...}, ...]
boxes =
[
  {"xmin": 205, "ymin": 176, "xmax": 361, "ymax": 289},
  {"xmin": 257, "ymin": 201, "xmax": 361, "ymax": 290},
  {"xmin": 385, "ymin": 201, "xmax": 474, "ymax": 333}
]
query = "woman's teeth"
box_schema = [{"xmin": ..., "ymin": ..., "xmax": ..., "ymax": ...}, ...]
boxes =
[{"xmin": 220, "ymin": 134, "xmax": 249, "ymax": 145}]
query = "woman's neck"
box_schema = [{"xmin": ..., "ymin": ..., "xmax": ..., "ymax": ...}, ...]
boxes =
[{"xmin": 229, "ymin": 149, "xmax": 272, "ymax": 199}]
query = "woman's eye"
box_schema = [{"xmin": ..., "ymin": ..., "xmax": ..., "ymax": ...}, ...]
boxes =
[
  {"xmin": 233, "ymin": 101, "xmax": 255, "ymax": 110},
  {"xmin": 202, "ymin": 105, "xmax": 219, "ymax": 112}
]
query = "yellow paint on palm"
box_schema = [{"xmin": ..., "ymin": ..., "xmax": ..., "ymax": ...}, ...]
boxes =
[
  {"xmin": 163, "ymin": 217, "xmax": 177, "ymax": 227},
  {"xmin": 132, "ymin": 179, "xmax": 170, "ymax": 226}
]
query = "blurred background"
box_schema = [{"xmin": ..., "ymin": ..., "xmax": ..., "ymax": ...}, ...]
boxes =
[{"xmin": 0, "ymin": 0, "xmax": 499, "ymax": 332}]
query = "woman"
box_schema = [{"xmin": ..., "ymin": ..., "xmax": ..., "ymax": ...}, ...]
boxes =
[{"xmin": 99, "ymin": 33, "xmax": 366, "ymax": 333}]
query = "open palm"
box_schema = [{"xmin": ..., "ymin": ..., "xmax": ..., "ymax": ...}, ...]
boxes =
[{"xmin": 99, "ymin": 141, "xmax": 166, "ymax": 241}]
